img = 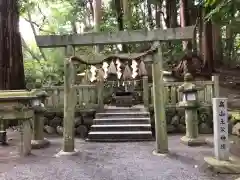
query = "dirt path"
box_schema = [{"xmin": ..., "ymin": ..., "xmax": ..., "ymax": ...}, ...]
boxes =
[{"xmin": 0, "ymin": 132, "xmax": 239, "ymax": 180}]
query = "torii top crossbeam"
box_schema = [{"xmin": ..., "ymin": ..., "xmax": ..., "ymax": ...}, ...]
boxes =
[{"xmin": 36, "ymin": 26, "xmax": 195, "ymax": 48}]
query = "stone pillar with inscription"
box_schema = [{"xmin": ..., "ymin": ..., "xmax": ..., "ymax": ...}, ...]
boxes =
[
  {"xmin": 178, "ymin": 73, "xmax": 206, "ymax": 146},
  {"xmin": 204, "ymin": 98, "xmax": 240, "ymax": 173},
  {"xmin": 213, "ymin": 98, "xmax": 229, "ymax": 160}
]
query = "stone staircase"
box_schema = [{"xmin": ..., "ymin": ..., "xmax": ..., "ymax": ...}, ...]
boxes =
[{"xmin": 87, "ymin": 106, "xmax": 153, "ymax": 142}]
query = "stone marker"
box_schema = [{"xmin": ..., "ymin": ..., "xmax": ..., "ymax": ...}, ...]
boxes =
[
  {"xmin": 204, "ymin": 98, "xmax": 240, "ymax": 174},
  {"xmin": 213, "ymin": 98, "xmax": 229, "ymax": 160}
]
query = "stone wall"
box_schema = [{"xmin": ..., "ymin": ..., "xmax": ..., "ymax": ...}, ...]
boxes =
[
  {"xmin": 150, "ymin": 107, "xmax": 238, "ymax": 137},
  {"xmin": 42, "ymin": 108, "xmax": 239, "ymax": 138},
  {"xmin": 150, "ymin": 107, "xmax": 214, "ymax": 135},
  {"xmin": 43, "ymin": 111, "xmax": 94, "ymax": 138}
]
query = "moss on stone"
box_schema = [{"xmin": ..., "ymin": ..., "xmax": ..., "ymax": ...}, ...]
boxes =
[
  {"xmin": 229, "ymin": 111, "xmax": 240, "ymax": 123},
  {"xmin": 0, "ymin": 90, "xmax": 35, "ymax": 98}
]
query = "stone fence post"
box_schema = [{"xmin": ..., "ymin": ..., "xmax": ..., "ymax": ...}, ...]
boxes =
[
  {"xmin": 212, "ymin": 75, "xmax": 219, "ymax": 98},
  {"xmin": 97, "ymin": 80, "xmax": 104, "ymax": 111},
  {"xmin": 142, "ymin": 76, "xmax": 149, "ymax": 108}
]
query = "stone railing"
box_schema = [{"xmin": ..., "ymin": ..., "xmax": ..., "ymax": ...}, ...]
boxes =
[
  {"xmin": 39, "ymin": 76, "xmax": 220, "ymax": 136},
  {"xmin": 147, "ymin": 75, "xmax": 219, "ymax": 109},
  {"xmin": 42, "ymin": 84, "xmax": 99, "ymax": 112},
  {"xmin": 145, "ymin": 75, "xmax": 219, "ymax": 134},
  {"xmin": 42, "ymin": 76, "xmax": 219, "ymax": 113}
]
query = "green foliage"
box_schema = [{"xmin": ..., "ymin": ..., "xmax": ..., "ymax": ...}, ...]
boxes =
[
  {"xmin": 21, "ymin": 0, "xmax": 240, "ymax": 85},
  {"xmin": 229, "ymin": 111, "xmax": 240, "ymax": 123},
  {"xmin": 24, "ymin": 48, "xmax": 65, "ymax": 86},
  {"xmin": 204, "ymin": 0, "xmax": 240, "ymax": 24}
]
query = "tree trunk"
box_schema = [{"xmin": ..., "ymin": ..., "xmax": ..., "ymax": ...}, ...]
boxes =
[
  {"xmin": 166, "ymin": 0, "xmax": 178, "ymax": 28},
  {"xmin": 166, "ymin": 0, "xmax": 178, "ymax": 48},
  {"xmin": 198, "ymin": 6, "xmax": 203, "ymax": 56},
  {"xmin": 203, "ymin": 20, "xmax": 214, "ymax": 73},
  {"xmin": 0, "ymin": 0, "xmax": 25, "ymax": 90},
  {"xmin": 93, "ymin": 0, "xmax": 102, "ymax": 52},
  {"xmin": 147, "ymin": 0, "xmax": 154, "ymax": 29},
  {"xmin": 225, "ymin": 2, "xmax": 236, "ymax": 67},
  {"xmin": 123, "ymin": 0, "xmax": 132, "ymax": 30},
  {"xmin": 226, "ymin": 26, "xmax": 234, "ymax": 66},
  {"xmin": 201, "ymin": 4, "xmax": 214, "ymax": 74},
  {"xmin": 114, "ymin": 0, "xmax": 128, "ymax": 52},
  {"xmin": 180, "ymin": 0, "xmax": 193, "ymax": 50},
  {"xmin": 155, "ymin": 1, "xmax": 163, "ymax": 29},
  {"xmin": 212, "ymin": 23, "xmax": 223, "ymax": 67}
]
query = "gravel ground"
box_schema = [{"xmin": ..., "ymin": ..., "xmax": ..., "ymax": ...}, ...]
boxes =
[{"xmin": 0, "ymin": 132, "xmax": 239, "ymax": 180}]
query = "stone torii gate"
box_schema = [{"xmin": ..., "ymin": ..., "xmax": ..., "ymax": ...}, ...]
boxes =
[{"xmin": 35, "ymin": 26, "xmax": 195, "ymax": 156}]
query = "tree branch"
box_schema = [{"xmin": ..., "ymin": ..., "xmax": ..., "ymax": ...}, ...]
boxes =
[
  {"xmin": 37, "ymin": 4, "xmax": 46, "ymax": 20},
  {"xmin": 26, "ymin": 9, "xmax": 48, "ymax": 61},
  {"xmin": 88, "ymin": 0, "xmax": 94, "ymax": 19},
  {"xmin": 23, "ymin": 18, "xmax": 55, "ymax": 34},
  {"xmin": 158, "ymin": 10, "xmax": 167, "ymax": 27},
  {"xmin": 21, "ymin": 36, "xmax": 41, "ymax": 62}
]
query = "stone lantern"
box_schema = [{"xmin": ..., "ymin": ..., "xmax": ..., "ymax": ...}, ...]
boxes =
[
  {"xmin": 178, "ymin": 73, "xmax": 205, "ymax": 146},
  {"xmin": 0, "ymin": 90, "xmax": 41, "ymax": 156},
  {"xmin": 31, "ymin": 86, "xmax": 50, "ymax": 149}
]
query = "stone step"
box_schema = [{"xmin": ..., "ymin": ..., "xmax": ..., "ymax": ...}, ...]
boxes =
[
  {"xmin": 87, "ymin": 131, "xmax": 153, "ymax": 141},
  {"xmin": 90, "ymin": 124, "xmax": 151, "ymax": 131},
  {"xmin": 95, "ymin": 112, "xmax": 150, "ymax": 119},
  {"xmin": 104, "ymin": 106, "xmax": 147, "ymax": 113},
  {"xmin": 93, "ymin": 117, "xmax": 151, "ymax": 125},
  {"xmin": 87, "ymin": 107, "xmax": 153, "ymax": 142}
]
